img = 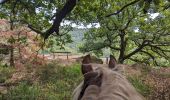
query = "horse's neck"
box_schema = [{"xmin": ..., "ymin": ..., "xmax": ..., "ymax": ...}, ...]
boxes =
[
  {"xmin": 99, "ymin": 70, "xmax": 144, "ymax": 100},
  {"xmin": 81, "ymin": 85, "xmax": 100, "ymax": 100},
  {"xmin": 72, "ymin": 82, "xmax": 84, "ymax": 100}
]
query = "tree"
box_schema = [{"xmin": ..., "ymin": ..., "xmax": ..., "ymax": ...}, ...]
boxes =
[
  {"xmin": 1, "ymin": 0, "xmax": 170, "ymax": 40},
  {"xmin": 0, "ymin": 0, "xmax": 79, "ymax": 39},
  {"xmin": 79, "ymin": 3, "xmax": 170, "ymax": 66},
  {"xmin": 1, "ymin": 0, "xmax": 170, "ymax": 66}
]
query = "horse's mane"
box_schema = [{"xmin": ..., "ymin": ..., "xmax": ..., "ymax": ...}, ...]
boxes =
[{"xmin": 73, "ymin": 65, "xmax": 145, "ymax": 100}]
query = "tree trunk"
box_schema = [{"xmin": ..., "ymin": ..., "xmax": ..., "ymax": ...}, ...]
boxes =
[
  {"xmin": 17, "ymin": 32, "xmax": 22, "ymax": 59},
  {"xmin": 118, "ymin": 59, "xmax": 124, "ymax": 64},
  {"xmin": 9, "ymin": 46, "xmax": 14, "ymax": 67},
  {"xmin": 118, "ymin": 30, "xmax": 126, "ymax": 64}
]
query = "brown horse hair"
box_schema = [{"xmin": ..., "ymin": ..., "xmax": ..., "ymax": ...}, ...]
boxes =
[{"xmin": 78, "ymin": 71, "xmax": 103, "ymax": 100}]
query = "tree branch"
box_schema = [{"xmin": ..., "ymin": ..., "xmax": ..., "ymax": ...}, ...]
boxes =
[
  {"xmin": 149, "ymin": 44, "xmax": 170, "ymax": 52},
  {"xmin": 149, "ymin": 45, "xmax": 170, "ymax": 59},
  {"xmin": 105, "ymin": 0, "xmax": 140, "ymax": 17},
  {"xmin": 19, "ymin": 0, "xmax": 36, "ymax": 14},
  {"xmin": 124, "ymin": 40, "xmax": 148, "ymax": 60},
  {"xmin": 27, "ymin": 25, "xmax": 43, "ymax": 35},
  {"xmin": 105, "ymin": 29, "xmax": 120, "ymax": 50},
  {"xmin": 128, "ymin": 57, "xmax": 146, "ymax": 63},
  {"xmin": 122, "ymin": 17, "xmax": 134, "ymax": 31},
  {"xmin": 2, "ymin": 0, "xmax": 80, "ymax": 40},
  {"xmin": 18, "ymin": 20, "xmax": 43, "ymax": 35},
  {"xmin": 141, "ymin": 50, "xmax": 154, "ymax": 59},
  {"xmin": 108, "ymin": 45, "xmax": 120, "ymax": 50},
  {"xmin": 44, "ymin": 0, "xmax": 79, "ymax": 39},
  {"xmin": 106, "ymin": 23, "xmax": 117, "ymax": 31}
]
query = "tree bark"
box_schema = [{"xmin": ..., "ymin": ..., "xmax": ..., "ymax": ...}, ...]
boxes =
[
  {"xmin": 9, "ymin": 46, "xmax": 14, "ymax": 67},
  {"xmin": 118, "ymin": 30, "xmax": 126, "ymax": 64},
  {"xmin": 44, "ymin": 0, "xmax": 80, "ymax": 39}
]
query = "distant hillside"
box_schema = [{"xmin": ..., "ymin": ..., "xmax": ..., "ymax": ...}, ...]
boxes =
[{"xmin": 66, "ymin": 28, "xmax": 87, "ymax": 53}]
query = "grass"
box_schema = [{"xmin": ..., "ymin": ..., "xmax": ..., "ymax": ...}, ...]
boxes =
[
  {"xmin": 159, "ymin": 73, "xmax": 170, "ymax": 78},
  {"xmin": 1, "ymin": 62, "xmax": 82, "ymax": 100},
  {"xmin": 128, "ymin": 76, "xmax": 151, "ymax": 97},
  {"xmin": 1, "ymin": 62, "xmax": 165, "ymax": 100},
  {"xmin": 2, "ymin": 82, "xmax": 40, "ymax": 100}
]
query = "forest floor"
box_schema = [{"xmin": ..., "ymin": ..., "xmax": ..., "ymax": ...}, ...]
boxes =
[{"xmin": 0, "ymin": 55, "xmax": 170, "ymax": 100}]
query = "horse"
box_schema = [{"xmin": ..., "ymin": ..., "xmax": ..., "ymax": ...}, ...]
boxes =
[{"xmin": 73, "ymin": 55, "xmax": 145, "ymax": 100}]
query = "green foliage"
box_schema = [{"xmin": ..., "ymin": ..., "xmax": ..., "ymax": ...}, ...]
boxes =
[
  {"xmin": 0, "ymin": 0, "xmax": 56, "ymax": 29},
  {"xmin": 128, "ymin": 76, "xmax": 151, "ymax": 97},
  {"xmin": 0, "ymin": 48, "xmax": 9, "ymax": 55},
  {"xmin": 79, "ymin": 0, "xmax": 170, "ymax": 66},
  {"xmin": 0, "ymin": 65, "xmax": 14, "ymax": 83},
  {"xmin": 35, "ymin": 63, "xmax": 82, "ymax": 99},
  {"xmin": 1, "ymin": 61, "xmax": 169, "ymax": 99},
  {"xmin": 45, "ymin": 33, "xmax": 73, "ymax": 52},
  {"xmin": 1, "ymin": 0, "xmax": 170, "ymax": 66},
  {"xmin": 7, "ymin": 36, "xmax": 16, "ymax": 44},
  {"xmin": 36, "ymin": 63, "xmax": 58, "ymax": 83},
  {"xmin": 17, "ymin": 36, "xmax": 27, "ymax": 44},
  {"xmin": 1, "ymin": 63, "xmax": 82, "ymax": 100},
  {"xmin": 2, "ymin": 82, "xmax": 40, "ymax": 100},
  {"xmin": 36, "ymin": 63, "xmax": 82, "ymax": 83}
]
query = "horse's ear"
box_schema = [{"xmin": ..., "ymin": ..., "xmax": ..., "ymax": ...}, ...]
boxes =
[
  {"xmin": 81, "ymin": 54, "xmax": 93, "ymax": 75},
  {"xmin": 108, "ymin": 55, "xmax": 117, "ymax": 69}
]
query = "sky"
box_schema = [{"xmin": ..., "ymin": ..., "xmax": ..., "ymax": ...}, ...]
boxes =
[
  {"xmin": 150, "ymin": 13, "xmax": 159, "ymax": 19},
  {"xmin": 60, "ymin": 20, "xmax": 100, "ymax": 28},
  {"xmin": 0, "ymin": 0, "xmax": 4, "ymax": 4},
  {"xmin": 72, "ymin": 23, "xmax": 100, "ymax": 28}
]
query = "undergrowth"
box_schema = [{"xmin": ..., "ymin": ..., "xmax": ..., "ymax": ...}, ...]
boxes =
[
  {"xmin": 128, "ymin": 76, "xmax": 151, "ymax": 97},
  {"xmin": 1, "ymin": 62, "xmax": 82, "ymax": 100},
  {"xmin": 1, "ymin": 62, "xmax": 169, "ymax": 100},
  {"xmin": 0, "ymin": 65, "xmax": 14, "ymax": 83}
]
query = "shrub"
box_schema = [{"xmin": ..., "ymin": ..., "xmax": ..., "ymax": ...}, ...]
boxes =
[{"xmin": 0, "ymin": 66, "xmax": 14, "ymax": 83}]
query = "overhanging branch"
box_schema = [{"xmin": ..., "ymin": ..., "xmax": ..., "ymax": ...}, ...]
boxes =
[
  {"xmin": 124, "ymin": 40, "xmax": 148, "ymax": 59},
  {"xmin": 128, "ymin": 57, "xmax": 146, "ymax": 63},
  {"xmin": 140, "ymin": 50, "xmax": 159, "ymax": 66},
  {"xmin": 122, "ymin": 17, "xmax": 135, "ymax": 30},
  {"xmin": 1, "ymin": 0, "xmax": 80, "ymax": 40},
  {"xmin": 105, "ymin": 0, "xmax": 140, "ymax": 17},
  {"xmin": 141, "ymin": 50, "xmax": 155, "ymax": 59},
  {"xmin": 44, "ymin": 0, "xmax": 80, "ymax": 39},
  {"xmin": 18, "ymin": 20, "xmax": 43, "ymax": 35}
]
